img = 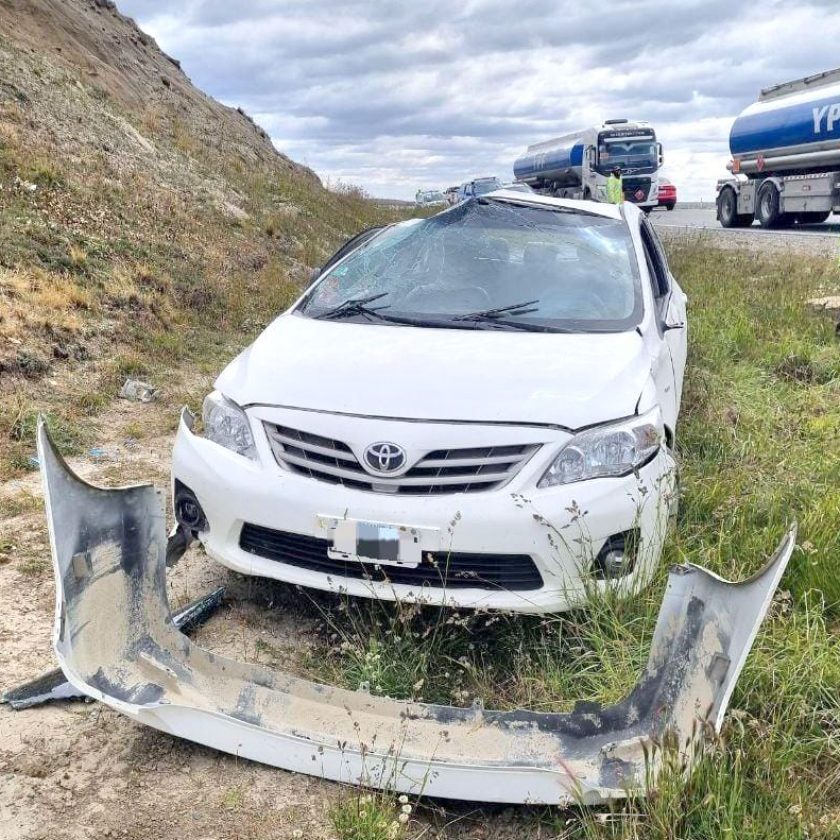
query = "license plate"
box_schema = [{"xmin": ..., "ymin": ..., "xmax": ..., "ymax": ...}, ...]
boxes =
[{"xmin": 319, "ymin": 516, "xmax": 436, "ymax": 568}]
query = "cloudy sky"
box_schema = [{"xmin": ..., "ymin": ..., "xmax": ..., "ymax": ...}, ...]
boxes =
[{"xmin": 118, "ymin": 0, "xmax": 840, "ymax": 200}]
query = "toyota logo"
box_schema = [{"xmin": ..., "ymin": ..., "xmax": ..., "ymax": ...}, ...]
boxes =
[{"xmin": 364, "ymin": 442, "xmax": 406, "ymax": 474}]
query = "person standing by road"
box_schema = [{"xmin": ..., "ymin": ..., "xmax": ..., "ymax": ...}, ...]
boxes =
[{"xmin": 606, "ymin": 166, "xmax": 623, "ymax": 204}]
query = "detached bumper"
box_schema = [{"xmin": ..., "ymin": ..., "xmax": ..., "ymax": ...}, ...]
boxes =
[{"xmin": 37, "ymin": 420, "xmax": 794, "ymax": 805}]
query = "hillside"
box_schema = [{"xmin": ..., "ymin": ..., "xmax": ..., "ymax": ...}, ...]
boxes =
[{"xmin": 0, "ymin": 0, "xmax": 411, "ymax": 476}]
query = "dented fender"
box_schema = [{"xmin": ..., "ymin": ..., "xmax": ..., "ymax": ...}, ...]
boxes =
[{"xmin": 37, "ymin": 419, "xmax": 794, "ymax": 805}]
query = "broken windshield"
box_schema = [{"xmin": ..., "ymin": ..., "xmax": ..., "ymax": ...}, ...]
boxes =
[{"xmin": 297, "ymin": 199, "xmax": 642, "ymax": 332}]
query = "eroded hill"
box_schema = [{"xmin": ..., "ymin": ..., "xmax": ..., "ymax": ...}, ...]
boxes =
[{"xmin": 0, "ymin": 0, "xmax": 410, "ymax": 476}]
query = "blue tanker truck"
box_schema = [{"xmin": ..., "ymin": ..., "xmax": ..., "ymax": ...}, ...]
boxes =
[
  {"xmin": 513, "ymin": 119, "xmax": 663, "ymax": 210},
  {"xmin": 717, "ymin": 68, "xmax": 840, "ymax": 228}
]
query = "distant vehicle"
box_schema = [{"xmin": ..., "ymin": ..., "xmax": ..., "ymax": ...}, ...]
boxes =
[
  {"xmin": 457, "ymin": 177, "xmax": 502, "ymax": 202},
  {"xmin": 415, "ymin": 189, "xmax": 447, "ymax": 207},
  {"xmin": 444, "ymin": 186, "xmax": 460, "ymax": 205},
  {"xmin": 657, "ymin": 178, "xmax": 676, "ymax": 210},
  {"xmin": 717, "ymin": 67, "xmax": 840, "ymax": 228},
  {"xmin": 500, "ymin": 182, "xmax": 534, "ymax": 194},
  {"xmin": 513, "ymin": 120, "xmax": 663, "ymax": 211}
]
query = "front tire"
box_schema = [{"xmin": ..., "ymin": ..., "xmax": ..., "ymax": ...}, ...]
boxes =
[{"xmin": 666, "ymin": 202, "xmax": 676, "ymax": 211}]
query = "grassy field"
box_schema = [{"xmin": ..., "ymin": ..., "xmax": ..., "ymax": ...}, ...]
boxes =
[{"xmin": 291, "ymin": 241, "xmax": 839, "ymax": 840}]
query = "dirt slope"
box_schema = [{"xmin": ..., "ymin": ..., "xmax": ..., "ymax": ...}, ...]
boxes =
[
  {"xmin": 0, "ymin": 0, "xmax": 312, "ymax": 177},
  {"xmin": 0, "ymin": 0, "xmax": 409, "ymax": 475}
]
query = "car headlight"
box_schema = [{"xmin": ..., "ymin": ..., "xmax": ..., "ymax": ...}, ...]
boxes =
[
  {"xmin": 538, "ymin": 409, "xmax": 663, "ymax": 488},
  {"xmin": 202, "ymin": 391, "xmax": 257, "ymax": 460}
]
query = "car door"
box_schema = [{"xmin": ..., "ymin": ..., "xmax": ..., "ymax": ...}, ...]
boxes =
[{"xmin": 639, "ymin": 218, "xmax": 688, "ymax": 438}]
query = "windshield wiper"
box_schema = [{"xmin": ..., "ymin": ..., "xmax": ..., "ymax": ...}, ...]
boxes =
[
  {"xmin": 453, "ymin": 299, "xmax": 541, "ymax": 322},
  {"xmin": 313, "ymin": 293, "xmax": 390, "ymax": 321}
]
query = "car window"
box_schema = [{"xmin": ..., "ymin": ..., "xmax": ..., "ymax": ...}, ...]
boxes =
[
  {"xmin": 639, "ymin": 219, "xmax": 670, "ymax": 299},
  {"xmin": 297, "ymin": 199, "xmax": 643, "ymax": 333}
]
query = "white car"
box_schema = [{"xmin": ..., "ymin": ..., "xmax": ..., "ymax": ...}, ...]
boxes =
[{"xmin": 172, "ymin": 191, "xmax": 687, "ymax": 613}]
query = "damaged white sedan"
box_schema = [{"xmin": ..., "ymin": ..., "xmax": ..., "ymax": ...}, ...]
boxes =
[{"xmin": 173, "ymin": 193, "xmax": 688, "ymax": 612}]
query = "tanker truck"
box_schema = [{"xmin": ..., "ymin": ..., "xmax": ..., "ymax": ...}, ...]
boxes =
[
  {"xmin": 717, "ymin": 68, "xmax": 840, "ymax": 228},
  {"xmin": 513, "ymin": 119, "xmax": 663, "ymax": 210}
]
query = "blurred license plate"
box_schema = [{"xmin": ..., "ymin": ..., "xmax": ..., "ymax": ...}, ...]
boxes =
[{"xmin": 326, "ymin": 519, "xmax": 422, "ymax": 567}]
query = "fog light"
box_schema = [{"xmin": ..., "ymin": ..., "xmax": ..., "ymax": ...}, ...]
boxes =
[
  {"xmin": 591, "ymin": 530, "xmax": 638, "ymax": 580},
  {"xmin": 174, "ymin": 480, "xmax": 208, "ymax": 533}
]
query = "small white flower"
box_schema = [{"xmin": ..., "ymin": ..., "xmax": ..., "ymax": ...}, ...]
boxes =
[
  {"xmin": 401, "ymin": 803, "xmax": 411, "ymax": 814},
  {"xmin": 398, "ymin": 812, "xmax": 409, "ymax": 824},
  {"xmin": 398, "ymin": 794, "xmax": 409, "ymax": 805}
]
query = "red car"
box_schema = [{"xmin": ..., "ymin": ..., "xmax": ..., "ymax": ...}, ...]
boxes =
[{"xmin": 657, "ymin": 178, "xmax": 677, "ymax": 210}]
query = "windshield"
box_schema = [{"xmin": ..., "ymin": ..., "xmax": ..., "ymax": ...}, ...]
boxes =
[
  {"xmin": 297, "ymin": 199, "xmax": 642, "ymax": 333},
  {"xmin": 597, "ymin": 137, "xmax": 657, "ymax": 173}
]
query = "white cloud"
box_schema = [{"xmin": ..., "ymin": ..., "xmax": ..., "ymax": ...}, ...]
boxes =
[{"xmin": 118, "ymin": 0, "xmax": 840, "ymax": 200}]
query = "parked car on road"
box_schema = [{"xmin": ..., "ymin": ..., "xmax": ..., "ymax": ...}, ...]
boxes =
[
  {"xmin": 456, "ymin": 177, "xmax": 502, "ymax": 201},
  {"xmin": 415, "ymin": 189, "xmax": 447, "ymax": 207},
  {"xmin": 173, "ymin": 191, "xmax": 687, "ymax": 613},
  {"xmin": 657, "ymin": 178, "xmax": 677, "ymax": 210}
]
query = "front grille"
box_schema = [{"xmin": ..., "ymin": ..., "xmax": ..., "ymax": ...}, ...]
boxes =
[
  {"xmin": 622, "ymin": 176, "xmax": 651, "ymax": 203},
  {"xmin": 264, "ymin": 423, "xmax": 540, "ymax": 495},
  {"xmin": 239, "ymin": 524, "xmax": 543, "ymax": 591}
]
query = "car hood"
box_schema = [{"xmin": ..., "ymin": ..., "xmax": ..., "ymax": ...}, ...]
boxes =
[{"xmin": 216, "ymin": 315, "xmax": 651, "ymax": 429}]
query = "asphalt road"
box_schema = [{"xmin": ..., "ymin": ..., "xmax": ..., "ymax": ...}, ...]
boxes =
[{"xmin": 649, "ymin": 205, "xmax": 840, "ymax": 237}]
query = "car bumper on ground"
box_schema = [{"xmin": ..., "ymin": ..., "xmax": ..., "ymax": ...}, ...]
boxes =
[
  {"xmin": 172, "ymin": 408, "xmax": 678, "ymax": 613},
  {"xmin": 35, "ymin": 418, "xmax": 797, "ymax": 805}
]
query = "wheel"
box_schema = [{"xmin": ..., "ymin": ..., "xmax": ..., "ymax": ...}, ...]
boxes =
[
  {"xmin": 583, "ymin": 188, "xmax": 592, "ymax": 201},
  {"xmin": 757, "ymin": 182, "xmax": 785, "ymax": 228},
  {"xmin": 666, "ymin": 203, "xmax": 676, "ymax": 211},
  {"xmin": 718, "ymin": 187, "xmax": 752, "ymax": 227},
  {"xmin": 797, "ymin": 211, "xmax": 831, "ymax": 225},
  {"xmin": 642, "ymin": 206, "xmax": 653, "ymax": 214}
]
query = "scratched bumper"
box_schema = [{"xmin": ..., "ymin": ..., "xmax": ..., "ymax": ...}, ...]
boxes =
[{"xmin": 37, "ymin": 419, "xmax": 794, "ymax": 805}]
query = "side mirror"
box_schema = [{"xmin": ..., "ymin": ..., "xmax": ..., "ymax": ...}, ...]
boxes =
[
  {"xmin": 308, "ymin": 267, "xmax": 321, "ymax": 287},
  {"xmin": 657, "ymin": 142, "xmax": 664, "ymax": 167}
]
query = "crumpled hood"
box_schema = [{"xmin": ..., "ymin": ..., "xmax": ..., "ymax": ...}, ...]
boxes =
[{"xmin": 216, "ymin": 314, "xmax": 650, "ymax": 428}]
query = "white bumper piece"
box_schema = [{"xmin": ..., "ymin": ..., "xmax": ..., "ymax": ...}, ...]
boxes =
[{"xmin": 37, "ymin": 419, "xmax": 794, "ymax": 805}]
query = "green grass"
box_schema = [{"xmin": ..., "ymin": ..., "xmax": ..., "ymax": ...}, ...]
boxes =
[
  {"xmin": 330, "ymin": 793, "xmax": 412, "ymax": 840},
  {"xmin": 301, "ymin": 241, "xmax": 840, "ymax": 838}
]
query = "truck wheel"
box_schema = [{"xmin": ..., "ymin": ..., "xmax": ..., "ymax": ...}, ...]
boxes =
[
  {"xmin": 757, "ymin": 182, "xmax": 783, "ymax": 228},
  {"xmin": 718, "ymin": 187, "xmax": 741, "ymax": 227},
  {"xmin": 666, "ymin": 203, "xmax": 676, "ymax": 211}
]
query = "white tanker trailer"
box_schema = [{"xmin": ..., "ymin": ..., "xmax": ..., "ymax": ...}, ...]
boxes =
[{"xmin": 717, "ymin": 68, "xmax": 840, "ymax": 228}]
